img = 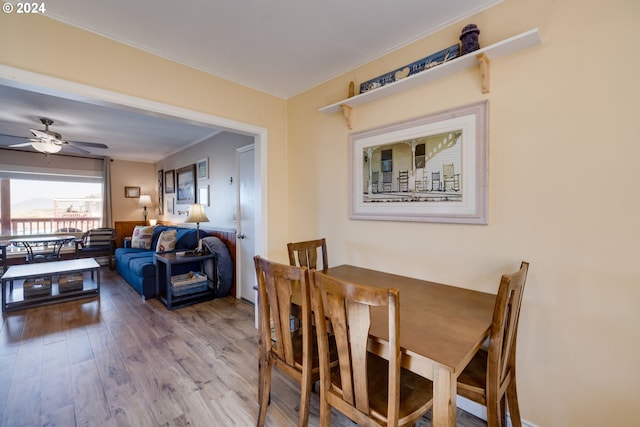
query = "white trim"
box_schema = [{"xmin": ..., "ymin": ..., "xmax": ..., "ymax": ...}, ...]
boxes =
[
  {"xmin": 457, "ymin": 396, "xmax": 539, "ymax": 427},
  {"xmin": 0, "ymin": 64, "xmax": 269, "ymax": 266}
]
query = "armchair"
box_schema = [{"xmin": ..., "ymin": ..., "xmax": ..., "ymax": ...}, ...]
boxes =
[{"xmin": 75, "ymin": 228, "xmax": 117, "ymax": 269}]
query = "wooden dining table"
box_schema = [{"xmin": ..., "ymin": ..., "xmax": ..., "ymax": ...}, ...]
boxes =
[{"xmin": 324, "ymin": 264, "xmax": 496, "ymax": 427}]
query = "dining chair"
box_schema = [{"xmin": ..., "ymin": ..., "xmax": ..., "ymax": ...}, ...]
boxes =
[
  {"xmin": 287, "ymin": 238, "xmax": 328, "ymax": 271},
  {"xmin": 254, "ymin": 256, "xmax": 331, "ymax": 427},
  {"xmin": 456, "ymin": 261, "xmax": 530, "ymax": 427},
  {"xmin": 310, "ymin": 270, "xmax": 433, "ymax": 427},
  {"xmin": 0, "ymin": 243, "xmax": 6, "ymax": 274}
]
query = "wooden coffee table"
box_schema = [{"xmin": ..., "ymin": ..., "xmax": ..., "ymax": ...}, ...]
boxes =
[{"xmin": 1, "ymin": 258, "xmax": 100, "ymax": 312}]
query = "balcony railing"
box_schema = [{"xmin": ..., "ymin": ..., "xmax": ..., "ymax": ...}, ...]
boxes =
[{"xmin": 10, "ymin": 217, "xmax": 102, "ymax": 235}]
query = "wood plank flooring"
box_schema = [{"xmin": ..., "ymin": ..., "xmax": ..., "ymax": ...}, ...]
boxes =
[{"xmin": 0, "ymin": 268, "xmax": 486, "ymax": 426}]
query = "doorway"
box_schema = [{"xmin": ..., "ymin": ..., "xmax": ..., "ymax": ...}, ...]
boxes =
[{"xmin": 0, "ymin": 65, "xmax": 268, "ymax": 300}]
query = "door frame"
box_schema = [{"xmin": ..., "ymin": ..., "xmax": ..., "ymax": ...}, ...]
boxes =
[{"xmin": 0, "ymin": 65, "xmax": 269, "ymax": 297}]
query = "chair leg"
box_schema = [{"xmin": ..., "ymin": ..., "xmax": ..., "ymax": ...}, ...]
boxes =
[
  {"xmin": 506, "ymin": 380, "xmax": 522, "ymax": 427},
  {"xmin": 485, "ymin": 394, "xmax": 503, "ymax": 427},
  {"xmin": 318, "ymin": 387, "xmax": 331, "ymax": 427},
  {"xmin": 298, "ymin": 368, "xmax": 312, "ymax": 427},
  {"xmin": 257, "ymin": 359, "xmax": 272, "ymax": 427}
]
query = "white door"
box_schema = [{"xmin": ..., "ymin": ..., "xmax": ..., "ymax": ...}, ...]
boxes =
[{"xmin": 237, "ymin": 144, "xmax": 256, "ymax": 304}]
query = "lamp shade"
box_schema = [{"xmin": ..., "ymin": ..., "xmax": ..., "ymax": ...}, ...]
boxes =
[
  {"xmin": 185, "ymin": 204, "xmax": 209, "ymax": 223},
  {"xmin": 138, "ymin": 194, "xmax": 152, "ymax": 206}
]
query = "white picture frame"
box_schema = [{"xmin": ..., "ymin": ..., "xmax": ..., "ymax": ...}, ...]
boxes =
[
  {"xmin": 199, "ymin": 185, "xmax": 210, "ymax": 206},
  {"xmin": 349, "ymin": 100, "xmax": 488, "ymax": 224},
  {"xmin": 197, "ymin": 157, "xmax": 209, "ymax": 180}
]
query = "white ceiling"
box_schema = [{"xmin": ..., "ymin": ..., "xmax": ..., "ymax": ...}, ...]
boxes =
[
  {"xmin": 0, "ymin": 83, "xmax": 223, "ymax": 162},
  {"xmin": 0, "ymin": 0, "xmax": 502, "ymax": 162}
]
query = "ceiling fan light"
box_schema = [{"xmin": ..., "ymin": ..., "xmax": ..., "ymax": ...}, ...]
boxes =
[{"xmin": 32, "ymin": 141, "xmax": 62, "ymax": 154}]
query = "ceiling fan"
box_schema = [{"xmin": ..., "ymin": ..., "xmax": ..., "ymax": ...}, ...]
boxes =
[{"xmin": 6, "ymin": 117, "xmax": 108, "ymax": 155}]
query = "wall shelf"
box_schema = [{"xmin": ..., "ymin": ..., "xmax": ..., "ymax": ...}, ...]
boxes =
[{"xmin": 319, "ymin": 28, "xmax": 541, "ymax": 129}]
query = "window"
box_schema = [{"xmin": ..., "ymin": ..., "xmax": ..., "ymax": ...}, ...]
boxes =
[
  {"xmin": 381, "ymin": 149, "xmax": 393, "ymax": 192},
  {"xmin": 415, "ymin": 144, "xmax": 426, "ymax": 169},
  {"xmin": 381, "ymin": 149, "xmax": 393, "ymax": 172},
  {"xmin": 0, "ymin": 150, "xmax": 105, "ymax": 236},
  {"xmin": 1, "ymin": 178, "xmax": 103, "ymax": 235}
]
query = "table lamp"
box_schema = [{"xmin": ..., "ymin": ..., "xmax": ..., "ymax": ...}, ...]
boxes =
[
  {"xmin": 185, "ymin": 203, "xmax": 209, "ymax": 254},
  {"xmin": 138, "ymin": 194, "xmax": 152, "ymax": 223}
]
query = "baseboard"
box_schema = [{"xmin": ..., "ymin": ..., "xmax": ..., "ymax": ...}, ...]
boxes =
[{"xmin": 457, "ymin": 396, "xmax": 538, "ymax": 427}]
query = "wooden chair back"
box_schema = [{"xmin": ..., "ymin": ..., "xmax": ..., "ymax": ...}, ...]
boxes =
[
  {"xmin": 489, "ymin": 261, "xmax": 529, "ymax": 394},
  {"xmin": 254, "ymin": 256, "xmax": 314, "ymax": 427},
  {"xmin": 287, "ymin": 238, "xmax": 328, "ymax": 271},
  {"xmin": 75, "ymin": 227, "xmax": 117, "ymax": 269},
  {"xmin": 311, "ymin": 270, "xmax": 431, "ymax": 426},
  {"xmin": 457, "ymin": 261, "xmax": 529, "ymax": 427}
]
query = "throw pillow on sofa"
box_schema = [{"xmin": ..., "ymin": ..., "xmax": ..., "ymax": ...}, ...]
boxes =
[
  {"xmin": 156, "ymin": 229, "xmax": 177, "ymax": 252},
  {"xmin": 131, "ymin": 225, "xmax": 155, "ymax": 249}
]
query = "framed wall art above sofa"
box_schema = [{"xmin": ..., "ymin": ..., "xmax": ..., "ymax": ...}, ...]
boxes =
[{"xmin": 176, "ymin": 164, "xmax": 196, "ymax": 204}]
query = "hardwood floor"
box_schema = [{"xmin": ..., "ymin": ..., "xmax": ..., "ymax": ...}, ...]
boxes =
[{"xmin": 0, "ymin": 268, "xmax": 486, "ymax": 426}]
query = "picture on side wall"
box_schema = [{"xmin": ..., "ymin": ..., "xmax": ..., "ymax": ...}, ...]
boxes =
[
  {"xmin": 157, "ymin": 169, "xmax": 164, "ymax": 215},
  {"xmin": 197, "ymin": 157, "xmax": 209, "ymax": 180},
  {"xmin": 176, "ymin": 164, "xmax": 196, "ymax": 204},
  {"xmin": 165, "ymin": 169, "xmax": 175, "ymax": 194},
  {"xmin": 350, "ymin": 100, "xmax": 488, "ymax": 224},
  {"xmin": 125, "ymin": 186, "xmax": 140, "ymax": 198},
  {"xmin": 166, "ymin": 197, "xmax": 174, "ymax": 214},
  {"xmin": 199, "ymin": 185, "xmax": 209, "ymax": 207}
]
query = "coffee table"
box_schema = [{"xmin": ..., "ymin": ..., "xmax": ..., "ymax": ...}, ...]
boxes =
[{"xmin": 1, "ymin": 258, "xmax": 100, "ymax": 312}]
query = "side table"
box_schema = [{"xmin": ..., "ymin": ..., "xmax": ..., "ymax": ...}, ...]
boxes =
[{"xmin": 155, "ymin": 252, "xmax": 217, "ymax": 310}]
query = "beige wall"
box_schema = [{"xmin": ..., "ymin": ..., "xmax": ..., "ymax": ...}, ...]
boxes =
[
  {"xmin": 3, "ymin": 1, "xmax": 640, "ymax": 425},
  {"xmin": 288, "ymin": 1, "xmax": 640, "ymax": 426},
  {"xmin": 110, "ymin": 160, "xmax": 155, "ymax": 222}
]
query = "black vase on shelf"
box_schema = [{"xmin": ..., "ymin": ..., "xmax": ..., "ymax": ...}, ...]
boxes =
[{"xmin": 460, "ymin": 24, "xmax": 481, "ymax": 55}]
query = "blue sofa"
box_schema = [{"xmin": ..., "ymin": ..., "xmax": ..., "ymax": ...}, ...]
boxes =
[{"xmin": 115, "ymin": 225, "xmax": 206, "ymax": 299}]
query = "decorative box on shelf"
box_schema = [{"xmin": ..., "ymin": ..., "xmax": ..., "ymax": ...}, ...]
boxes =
[
  {"xmin": 170, "ymin": 271, "xmax": 208, "ymax": 296},
  {"xmin": 359, "ymin": 44, "xmax": 460, "ymax": 94},
  {"xmin": 59, "ymin": 273, "xmax": 84, "ymax": 292},
  {"xmin": 23, "ymin": 276, "xmax": 52, "ymax": 298}
]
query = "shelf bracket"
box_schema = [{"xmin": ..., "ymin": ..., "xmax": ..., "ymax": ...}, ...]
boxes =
[
  {"xmin": 340, "ymin": 104, "xmax": 353, "ymax": 129},
  {"xmin": 477, "ymin": 53, "xmax": 490, "ymax": 94}
]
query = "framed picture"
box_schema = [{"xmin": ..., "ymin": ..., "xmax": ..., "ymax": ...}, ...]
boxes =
[
  {"xmin": 197, "ymin": 157, "xmax": 209, "ymax": 180},
  {"xmin": 166, "ymin": 197, "xmax": 174, "ymax": 214},
  {"xmin": 176, "ymin": 164, "xmax": 196, "ymax": 204},
  {"xmin": 199, "ymin": 185, "xmax": 210, "ymax": 206},
  {"xmin": 157, "ymin": 169, "xmax": 164, "ymax": 215},
  {"xmin": 350, "ymin": 100, "xmax": 488, "ymax": 224},
  {"xmin": 165, "ymin": 170, "xmax": 175, "ymax": 194},
  {"xmin": 125, "ymin": 186, "xmax": 140, "ymax": 198}
]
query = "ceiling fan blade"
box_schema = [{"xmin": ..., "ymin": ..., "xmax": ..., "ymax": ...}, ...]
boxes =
[
  {"xmin": 0, "ymin": 132, "xmax": 29, "ymax": 140},
  {"xmin": 67, "ymin": 140, "xmax": 109, "ymax": 149},
  {"xmin": 62, "ymin": 144, "xmax": 91, "ymax": 155},
  {"xmin": 0, "ymin": 133, "xmax": 33, "ymax": 147},
  {"xmin": 29, "ymin": 128, "xmax": 49, "ymax": 139}
]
